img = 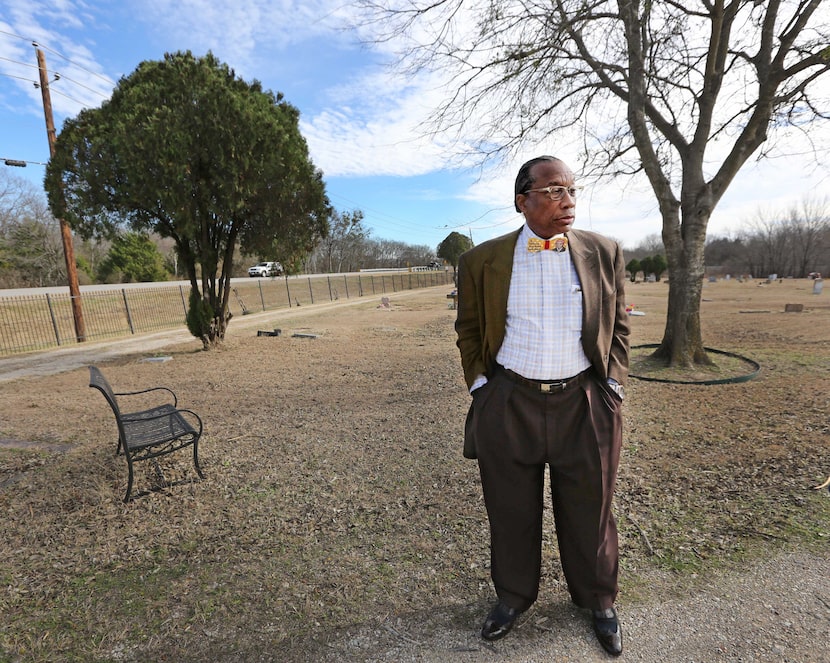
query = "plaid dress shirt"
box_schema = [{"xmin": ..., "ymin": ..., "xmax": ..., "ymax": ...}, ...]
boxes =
[{"xmin": 495, "ymin": 226, "xmax": 592, "ymax": 381}]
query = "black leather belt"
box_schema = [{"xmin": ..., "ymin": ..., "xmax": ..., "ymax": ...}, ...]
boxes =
[{"xmin": 499, "ymin": 366, "xmax": 590, "ymax": 393}]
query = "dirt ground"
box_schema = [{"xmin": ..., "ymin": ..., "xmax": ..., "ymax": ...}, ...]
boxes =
[{"xmin": 0, "ymin": 279, "xmax": 828, "ymax": 662}]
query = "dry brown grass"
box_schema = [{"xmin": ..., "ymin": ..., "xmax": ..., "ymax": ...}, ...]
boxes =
[{"xmin": 0, "ymin": 280, "xmax": 828, "ymax": 662}]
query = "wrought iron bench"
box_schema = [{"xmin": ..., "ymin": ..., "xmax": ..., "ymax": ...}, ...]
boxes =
[{"xmin": 88, "ymin": 365, "xmax": 204, "ymax": 502}]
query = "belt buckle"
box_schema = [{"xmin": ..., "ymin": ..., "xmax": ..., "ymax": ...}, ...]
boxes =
[{"xmin": 540, "ymin": 380, "xmax": 565, "ymax": 393}]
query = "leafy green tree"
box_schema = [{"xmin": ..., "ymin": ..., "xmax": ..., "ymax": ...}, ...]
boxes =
[
  {"xmin": 437, "ymin": 231, "xmax": 474, "ymax": 275},
  {"xmin": 45, "ymin": 51, "xmax": 330, "ymax": 348},
  {"xmin": 97, "ymin": 231, "xmax": 168, "ymax": 283},
  {"xmin": 639, "ymin": 256, "xmax": 654, "ymax": 280},
  {"xmin": 361, "ymin": 1, "xmax": 830, "ymax": 367},
  {"xmin": 625, "ymin": 258, "xmax": 641, "ymax": 283},
  {"xmin": 186, "ymin": 288, "xmax": 214, "ymax": 341},
  {"xmin": 651, "ymin": 254, "xmax": 668, "ymax": 282}
]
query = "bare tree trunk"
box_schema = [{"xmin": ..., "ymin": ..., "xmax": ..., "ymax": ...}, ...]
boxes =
[
  {"xmin": 657, "ymin": 264, "xmax": 710, "ymax": 367},
  {"xmin": 654, "ymin": 200, "xmax": 713, "ymax": 367}
]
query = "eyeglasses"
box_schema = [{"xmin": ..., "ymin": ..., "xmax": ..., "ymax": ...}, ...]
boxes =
[{"xmin": 524, "ymin": 185, "xmax": 583, "ymax": 201}]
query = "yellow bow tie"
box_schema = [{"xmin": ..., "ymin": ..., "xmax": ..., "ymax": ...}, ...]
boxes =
[{"xmin": 527, "ymin": 236, "xmax": 568, "ymax": 253}]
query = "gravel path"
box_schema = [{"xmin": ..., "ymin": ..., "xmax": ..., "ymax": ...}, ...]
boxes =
[{"xmin": 318, "ymin": 551, "xmax": 829, "ymax": 662}]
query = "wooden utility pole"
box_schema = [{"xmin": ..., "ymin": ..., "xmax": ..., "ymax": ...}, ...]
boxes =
[{"xmin": 35, "ymin": 45, "xmax": 85, "ymax": 342}]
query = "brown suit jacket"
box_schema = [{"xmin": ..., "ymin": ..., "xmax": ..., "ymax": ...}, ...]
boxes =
[{"xmin": 455, "ymin": 227, "xmax": 630, "ymax": 390}]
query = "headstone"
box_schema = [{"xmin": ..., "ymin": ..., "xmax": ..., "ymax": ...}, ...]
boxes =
[
  {"xmin": 813, "ymin": 279, "xmax": 824, "ymax": 295},
  {"xmin": 784, "ymin": 303, "xmax": 804, "ymax": 313}
]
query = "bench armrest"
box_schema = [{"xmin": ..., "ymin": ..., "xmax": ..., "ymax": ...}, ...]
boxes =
[
  {"xmin": 175, "ymin": 409, "xmax": 204, "ymax": 435},
  {"xmin": 114, "ymin": 385, "xmax": 178, "ymax": 407}
]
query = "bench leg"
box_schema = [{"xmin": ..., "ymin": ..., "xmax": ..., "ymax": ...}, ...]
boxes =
[
  {"xmin": 124, "ymin": 458, "xmax": 135, "ymax": 503},
  {"xmin": 193, "ymin": 440, "xmax": 205, "ymax": 479}
]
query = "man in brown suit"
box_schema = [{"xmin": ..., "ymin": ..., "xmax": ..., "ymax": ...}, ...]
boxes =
[{"xmin": 455, "ymin": 156, "xmax": 630, "ymax": 656}]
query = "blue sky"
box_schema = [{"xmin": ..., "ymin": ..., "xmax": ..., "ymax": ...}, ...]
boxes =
[{"xmin": 1, "ymin": 0, "xmax": 829, "ymax": 252}]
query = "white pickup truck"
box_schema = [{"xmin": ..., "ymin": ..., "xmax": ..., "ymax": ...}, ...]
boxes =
[{"xmin": 247, "ymin": 261, "xmax": 282, "ymax": 277}]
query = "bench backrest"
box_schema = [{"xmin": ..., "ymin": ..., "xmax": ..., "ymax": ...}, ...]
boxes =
[{"xmin": 89, "ymin": 365, "xmax": 123, "ymax": 421}]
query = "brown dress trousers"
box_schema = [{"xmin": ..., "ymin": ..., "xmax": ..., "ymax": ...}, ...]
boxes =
[{"xmin": 468, "ymin": 366, "xmax": 623, "ymax": 612}]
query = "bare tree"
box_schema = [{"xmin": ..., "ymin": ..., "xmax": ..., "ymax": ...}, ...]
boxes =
[
  {"xmin": 741, "ymin": 195, "xmax": 829, "ymax": 278},
  {"xmin": 359, "ymin": 0, "xmax": 830, "ymax": 366},
  {"xmin": 744, "ymin": 208, "xmax": 790, "ymax": 277},
  {"xmin": 786, "ymin": 196, "xmax": 829, "ymax": 278},
  {"xmin": 638, "ymin": 233, "xmax": 665, "ymax": 257},
  {"xmin": 0, "ymin": 171, "xmax": 68, "ymax": 287},
  {"xmin": 0, "ymin": 170, "xmax": 45, "ymax": 235},
  {"xmin": 315, "ymin": 210, "xmax": 369, "ymax": 273}
]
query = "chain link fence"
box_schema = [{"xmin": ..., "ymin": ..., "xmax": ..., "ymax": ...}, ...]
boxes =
[{"xmin": 0, "ymin": 270, "xmax": 453, "ymax": 357}]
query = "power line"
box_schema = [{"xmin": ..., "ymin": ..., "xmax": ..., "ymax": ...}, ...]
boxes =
[
  {"xmin": 0, "ymin": 55, "xmax": 40, "ymax": 71},
  {"xmin": 0, "ymin": 30, "xmax": 116, "ymax": 87},
  {"xmin": 41, "ymin": 85, "xmax": 89, "ymax": 108},
  {"xmin": 1, "ymin": 33, "xmax": 112, "ymax": 105},
  {"xmin": 0, "ymin": 29, "xmax": 31, "ymax": 42},
  {"xmin": 329, "ymin": 189, "xmax": 516, "ymax": 236},
  {"xmin": 49, "ymin": 71, "xmax": 110, "ymax": 99},
  {"xmin": 328, "ymin": 191, "xmax": 434, "ymax": 234},
  {"xmin": 0, "ymin": 71, "xmax": 37, "ymax": 84},
  {"xmin": 31, "ymin": 41, "xmax": 116, "ymax": 87}
]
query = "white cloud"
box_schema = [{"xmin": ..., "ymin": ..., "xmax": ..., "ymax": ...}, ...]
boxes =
[
  {"xmin": 137, "ymin": 0, "xmax": 361, "ymax": 74},
  {"xmin": 125, "ymin": 0, "xmax": 459, "ymax": 177},
  {"xmin": 301, "ymin": 68, "xmax": 464, "ymax": 177}
]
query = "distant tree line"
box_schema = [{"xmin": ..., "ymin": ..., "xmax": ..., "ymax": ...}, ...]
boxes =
[
  {"xmin": 303, "ymin": 209, "xmax": 437, "ymax": 274},
  {"xmin": 704, "ymin": 197, "xmax": 830, "ymax": 279},
  {"xmin": 624, "ymin": 196, "xmax": 830, "ymax": 280}
]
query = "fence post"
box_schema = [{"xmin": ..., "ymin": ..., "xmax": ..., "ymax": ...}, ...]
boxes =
[
  {"xmin": 258, "ymin": 281, "xmax": 266, "ymax": 311},
  {"xmin": 122, "ymin": 289, "xmax": 135, "ymax": 334},
  {"xmin": 285, "ymin": 277, "xmax": 292, "ymax": 307},
  {"xmin": 308, "ymin": 278, "xmax": 314, "ymax": 305},
  {"xmin": 46, "ymin": 292, "xmax": 62, "ymax": 346},
  {"xmin": 327, "ymin": 276, "xmax": 333, "ymax": 301},
  {"xmin": 179, "ymin": 285, "xmax": 188, "ymax": 320},
  {"xmin": 343, "ymin": 275, "xmax": 349, "ymax": 299}
]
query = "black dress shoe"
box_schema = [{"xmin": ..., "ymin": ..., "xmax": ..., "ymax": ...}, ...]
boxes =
[
  {"xmin": 592, "ymin": 607, "xmax": 623, "ymax": 656},
  {"xmin": 481, "ymin": 601, "xmax": 522, "ymax": 641}
]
